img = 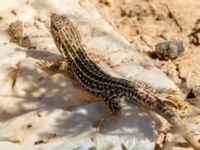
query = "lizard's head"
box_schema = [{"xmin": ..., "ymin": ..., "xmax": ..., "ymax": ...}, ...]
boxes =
[
  {"xmin": 50, "ymin": 14, "xmax": 72, "ymax": 58},
  {"xmin": 50, "ymin": 14, "xmax": 67, "ymax": 45},
  {"xmin": 50, "ymin": 13, "xmax": 83, "ymax": 59},
  {"xmin": 50, "ymin": 14, "xmax": 69, "ymax": 31}
]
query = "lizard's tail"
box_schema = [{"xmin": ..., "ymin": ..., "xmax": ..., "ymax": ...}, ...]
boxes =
[
  {"xmin": 155, "ymin": 94, "xmax": 200, "ymax": 149},
  {"xmin": 170, "ymin": 115, "xmax": 200, "ymax": 150}
]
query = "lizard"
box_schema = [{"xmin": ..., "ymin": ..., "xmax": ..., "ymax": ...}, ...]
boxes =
[{"xmin": 50, "ymin": 13, "xmax": 200, "ymax": 150}]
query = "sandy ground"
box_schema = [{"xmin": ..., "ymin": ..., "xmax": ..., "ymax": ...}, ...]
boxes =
[{"xmin": 91, "ymin": 0, "xmax": 200, "ymax": 94}]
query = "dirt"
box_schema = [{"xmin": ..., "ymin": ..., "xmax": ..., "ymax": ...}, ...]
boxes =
[
  {"xmin": 91, "ymin": 0, "xmax": 200, "ymax": 95},
  {"xmin": 7, "ymin": 20, "xmax": 32, "ymax": 48},
  {"xmin": 90, "ymin": 0, "xmax": 200, "ymax": 149}
]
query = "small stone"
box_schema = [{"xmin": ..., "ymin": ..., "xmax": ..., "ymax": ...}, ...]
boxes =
[
  {"xmin": 27, "ymin": 124, "xmax": 32, "ymax": 128},
  {"xmin": 160, "ymin": 32, "xmax": 170, "ymax": 41},
  {"xmin": 155, "ymin": 40, "xmax": 184, "ymax": 60},
  {"xmin": 7, "ymin": 20, "xmax": 32, "ymax": 48},
  {"xmin": 34, "ymin": 139, "xmax": 46, "ymax": 145},
  {"xmin": 128, "ymin": 5, "xmax": 152, "ymax": 18},
  {"xmin": 99, "ymin": 0, "xmax": 112, "ymax": 6},
  {"xmin": 156, "ymin": 14, "xmax": 167, "ymax": 21},
  {"xmin": 7, "ymin": 20, "xmax": 23, "ymax": 43}
]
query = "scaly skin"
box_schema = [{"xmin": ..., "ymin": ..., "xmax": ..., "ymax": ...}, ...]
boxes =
[{"xmin": 50, "ymin": 14, "xmax": 200, "ymax": 149}]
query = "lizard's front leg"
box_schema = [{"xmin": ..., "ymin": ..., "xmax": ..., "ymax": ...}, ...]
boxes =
[{"xmin": 37, "ymin": 59, "xmax": 66, "ymax": 71}]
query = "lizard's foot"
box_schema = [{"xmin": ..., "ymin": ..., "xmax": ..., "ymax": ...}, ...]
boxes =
[{"xmin": 37, "ymin": 59, "xmax": 67, "ymax": 73}]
